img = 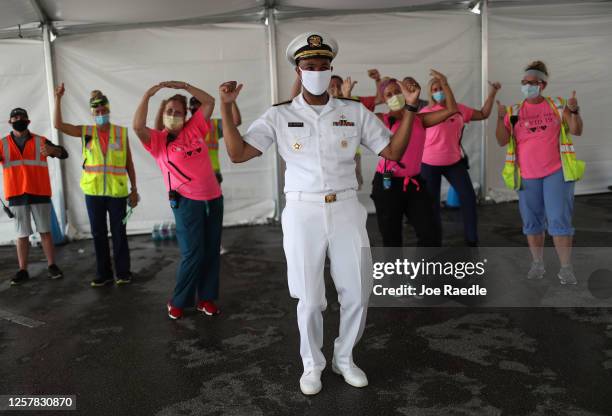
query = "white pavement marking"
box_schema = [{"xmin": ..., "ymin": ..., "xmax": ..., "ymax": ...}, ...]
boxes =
[{"xmin": 0, "ymin": 309, "xmax": 45, "ymax": 328}]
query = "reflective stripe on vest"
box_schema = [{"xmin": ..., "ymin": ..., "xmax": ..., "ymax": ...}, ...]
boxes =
[
  {"xmin": 502, "ymin": 96, "xmax": 585, "ymax": 190},
  {"xmin": 80, "ymin": 124, "xmax": 129, "ymax": 197},
  {"xmin": 1, "ymin": 135, "xmax": 47, "ymax": 168},
  {"xmin": 1, "ymin": 134, "xmax": 51, "ymax": 199}
]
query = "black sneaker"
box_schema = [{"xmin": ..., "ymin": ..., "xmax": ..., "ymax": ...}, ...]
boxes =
[
  {"xmin": 91, "ymin": 277, "xmax": 114, "ymax": 287},
  {"xmin": 115, "ymin": 274, "xmax": 132, "ymax": 285},
  {"xmin": 48, "ymin": 264, "xmax": 64, "ymax": 280},
  {"xmin": 11, "ymin": 270, "xmax": 30, "ymax": 286}
]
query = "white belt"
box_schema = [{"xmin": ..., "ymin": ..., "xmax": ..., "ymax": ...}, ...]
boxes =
[{"xmin": 285, "ymin": 189, "xmax": 357, "ymax": 203}]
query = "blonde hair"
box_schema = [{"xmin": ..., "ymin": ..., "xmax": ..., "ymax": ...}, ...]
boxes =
[
  {"xmin": 89, "ymin": 89, "xmax": 109, "ymax": 110},
  {"xmin": 525, "ymin": 60, "xmax": 549, "ymax": 77}
]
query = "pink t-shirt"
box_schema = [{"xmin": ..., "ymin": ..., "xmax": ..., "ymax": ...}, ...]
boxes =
[
  {"xmin": 421, "ymin": 103, "xmax": 474, "ymax": 166},
  {"xmin": 504, "ymin": 99, "xmax": 562, "ymax": 179},
  {"xmin": 143, "ymin": 110, "xmax": 222, "ymax": 201},
  {"xmin": 376, "ymin": 113, "xmax": 426, "ymax": 178}
]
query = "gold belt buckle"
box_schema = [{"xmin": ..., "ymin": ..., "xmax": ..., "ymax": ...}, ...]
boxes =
[{"xmin": 324, "ymin": 193, "xmax": 337, "ymax": 203}]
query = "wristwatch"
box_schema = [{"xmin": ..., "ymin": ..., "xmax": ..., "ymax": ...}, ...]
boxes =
[
  {"xmin": 404, "ymin": 103, "xmax": 419, "ymax": 113},
  {"xmin": 569, "ymin": 106, "xmax": 580, "ymax": 114}
]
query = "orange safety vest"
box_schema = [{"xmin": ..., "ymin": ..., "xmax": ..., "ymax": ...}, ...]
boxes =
[{"xmin": 1, "ymin": 134, "xmax": 51, "ymax": 199}]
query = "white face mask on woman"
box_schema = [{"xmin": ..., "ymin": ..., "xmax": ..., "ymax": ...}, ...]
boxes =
[
  {"xmin": 300, "ymin": 69, "xmax": 332, "ymax": 96},
  {"xmin": 386, "ymin": 94, "xmax": 406, "ymax": 112},
  {"xmin": 163, "ymin": 114, "xmax": 184, "ymax": 131}
]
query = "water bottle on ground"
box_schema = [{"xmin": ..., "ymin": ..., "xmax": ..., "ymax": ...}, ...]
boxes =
[
  {"xmin": 161, "ymin": 222, "xmax": 170, "ymax": 240},
  {"xmin": 152, "ymin": 224, "xmax": 162, "ymax": 241}
]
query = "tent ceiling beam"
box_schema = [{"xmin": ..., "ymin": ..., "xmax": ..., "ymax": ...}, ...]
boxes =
[
  {"xmin": 51, "ymin": 8, "xmax": 266, "ymax": 37},
  {"xmin": 1, "ymin": 1, "xmax": 610, "ymax": 39}
]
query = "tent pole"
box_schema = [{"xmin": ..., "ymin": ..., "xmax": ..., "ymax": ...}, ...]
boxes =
[
  {"xmin": 265, "ymin": 6, "xmax": 282, "ymax": 222},
  {"xmin": 479, "ymin": 0, "xmax": 489, "ymax": 201},
  {"xmin": 42, "ymin": 24, "xmax": 67, "ymax": 235}
]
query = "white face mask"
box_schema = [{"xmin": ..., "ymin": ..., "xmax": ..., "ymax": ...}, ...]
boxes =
[
  {"xmin": 163, "ymin": 114, "xmax": 184, "ymax": 131},
  {"xmin": 386, "ymin": 94, "xmax": 406, "ymax": 112},
  {"xmin": 300, "ymin": 69, "xmax": 332, "ymax": 96}
]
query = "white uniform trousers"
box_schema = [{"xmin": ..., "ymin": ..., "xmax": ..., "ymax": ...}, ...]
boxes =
[{"xmin": 281, "ymin": 190, "xmax": 373, "ymax": 372}]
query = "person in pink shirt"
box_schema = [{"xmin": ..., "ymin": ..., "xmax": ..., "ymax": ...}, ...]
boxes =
[
  {"xmin": 371, "ymin": 70, "xmax": 458, "ymax": 247},
  {"xmin": 496, "ymin": 61, "xmax": 584, "ymax": 285},
  {"xmin": 133, "ymin": 81, "xmax": 223, "ymax": 320},
  {"xmin": 420, "ymin": 75, "xmax": 501, "ymax": 246}
]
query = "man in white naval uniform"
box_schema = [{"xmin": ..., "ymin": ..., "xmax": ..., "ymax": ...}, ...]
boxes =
[{"xmin": 218, "ymin": 32, "xmax": 421, "ymax": 395}]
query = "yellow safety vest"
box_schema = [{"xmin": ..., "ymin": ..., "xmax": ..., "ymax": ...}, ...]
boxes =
[
  {"xmin": 80, "ymin": 124, "xmax": 129, "ymax": 197},
  {"xmin": 502, "ymin": 96, "xmax": 585, "ymax": 191}
]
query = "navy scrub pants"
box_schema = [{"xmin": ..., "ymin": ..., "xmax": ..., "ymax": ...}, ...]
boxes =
[
  {"xmin": 171, "ymin": 195, "xmax": 223, "ymax": 308},
  {"xmin": 420, "ymin": 160, "xmax": 479, "ymax": 245},
  {"xmin": 85, "ymin": 195, "xmax": 131, "ymax": 280}
]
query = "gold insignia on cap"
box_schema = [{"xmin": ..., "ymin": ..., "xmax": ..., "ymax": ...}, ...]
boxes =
[
  {"xmin": 308, "ymin": 35, "xmax": 322, "ymax": 47},
  {"xmin": 293, "ymin": 142, "xmax": 302, "ymax": 151}
]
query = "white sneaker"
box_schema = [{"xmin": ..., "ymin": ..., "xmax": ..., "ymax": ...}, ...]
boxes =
[
  {"xmin": 331, "ymin": 361, "xmax": 368, "ymax": 388},
  {"xmin": 558, "ymin": 265, "xmax": 577, "ymax": 285},
  {"xmin": 527, "ymin": 260, "xmax": 545, "ymax": 280},
  {"xmin": 299, "ymin": 369, "xmax": 322, "ymax": 395}
]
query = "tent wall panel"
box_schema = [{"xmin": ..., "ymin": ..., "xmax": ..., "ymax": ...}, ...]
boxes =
[
  {"xmin": 0, "ymin": 39, "xmax": 54, "ymax": 245},
  {"xmin": 275, "ymin": 11, "xmax": 482, "ymax": 212},
  {"xmin": 487, "ymin": 2, "xmax": 612, "ymax": 199},
  {"xmin": 53, "ymin": 23, "xmax": 274, "ymax": 238}
]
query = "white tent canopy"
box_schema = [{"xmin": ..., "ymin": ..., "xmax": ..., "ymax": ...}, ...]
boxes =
[{"xmin": 1, "ymin": 0, "xmax": 611, "ymax": 244}]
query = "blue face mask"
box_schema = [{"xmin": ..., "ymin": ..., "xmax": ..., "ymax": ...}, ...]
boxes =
[
  {"xmin": 521, "ymin": 84, "xmax": 541, "ymax": 99},
  {"xmin": 432, "ymin": 91, "xmax": 445, "ymax": 102},
  {"xmin": 95, "ymin": 114, "xmax": 110, "ymax": 125}
]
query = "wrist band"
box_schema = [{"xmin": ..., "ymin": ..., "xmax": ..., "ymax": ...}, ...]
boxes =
[{"xmin": 404, "ymin": 104, "xmax": 418, "ymax": 113}]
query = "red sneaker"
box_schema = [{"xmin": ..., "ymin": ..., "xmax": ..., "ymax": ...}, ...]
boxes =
[
  {"xmin": 197, "ymin": 300, "xmax": 221, "ymax": 316},
  {"xmin": 167, "ymin": 302, "xmax": 183, "ymax": 320}
]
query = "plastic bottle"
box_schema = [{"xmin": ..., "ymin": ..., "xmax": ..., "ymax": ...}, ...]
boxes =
[
  {"xmin": 161, "ymin": 222, "xmax": 170, "ymax": 240},
  {"xmin": 152, "ymin": 224, "xmax": 161, "ymax": 241}
]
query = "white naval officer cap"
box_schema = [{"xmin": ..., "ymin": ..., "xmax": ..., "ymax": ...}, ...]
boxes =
[{"xmin": 285, "ymin": 32, "xmax": 338, "ymax": 67}]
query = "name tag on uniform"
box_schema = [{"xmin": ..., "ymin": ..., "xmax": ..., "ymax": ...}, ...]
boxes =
[
  {"xmin": 288, "ymin": 122, "xmax": 304, "ymax": 127},
  {"xmin": 333, "ymin": 118, "xmax": 355, "ymax": 127}
]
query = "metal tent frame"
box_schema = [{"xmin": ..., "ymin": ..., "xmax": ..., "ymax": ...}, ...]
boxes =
[{"xmin": 1, "ymin": 0, "xmax": 500, "ymax": 224}]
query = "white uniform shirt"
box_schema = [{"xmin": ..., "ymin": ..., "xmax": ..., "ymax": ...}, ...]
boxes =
[{"xmin": 244, "ymin": 94, "xmax": 391, "ymax": 193}]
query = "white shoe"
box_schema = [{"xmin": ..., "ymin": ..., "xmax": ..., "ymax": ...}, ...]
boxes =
[
  {"xmin": 332, "ymin": 361, "xmax": 368, "ymax": 388},
  {"xmin": 299, "ymin": 370, "xmax": 322, "ymax": 395}
]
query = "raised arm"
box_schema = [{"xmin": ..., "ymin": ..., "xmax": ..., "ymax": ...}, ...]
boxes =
[
  {"xmin": 154, "ymin": 99, "xmax": 167, "ymax": 131},
  {"xmin": 378, "ymin": 80, "xmax": 420, "ymax": 161},
  {"xmin": 231, "ymin": 101, "xmax": 242, "ymax": 127},
  {"xmin": 54, "ymin": 83, "xmax": 82, "ymax": 137},
  {"xmin": 420, "ymin": 70, "xmax": 458, "ymax": 128},
  {"xmin": 368, "ymin": 69, "xmax": 385, "ymax": 105},
  {"xmin": 133, "ymin": 83, "xmax": 164, "ymax": 145},
  {"xmin": 185, "ymin": 83, "xmax": 215, "ymax": 120},
  {"xmin": 495, "ymin": 100, "xmax": 511, "ymax": 147},
  {"xmin": 219, "ymin": 81, "xmax": 262, "ymax": 163},
  {"xmin": 564, "ymin": 90, "xmax": 583, "ymax": 136},
  {"xmin": 471, "ymin": 81, "xmax": 501, "ymax": 121},
  {"xmin": 341, "ymin": 77, "xmax": 357, "ymax": 99}
]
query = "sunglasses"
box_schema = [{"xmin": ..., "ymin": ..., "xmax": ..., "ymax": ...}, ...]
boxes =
[{"xmin": 521, "ymin": 80, "xmax": 543, "ymax": 86}]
